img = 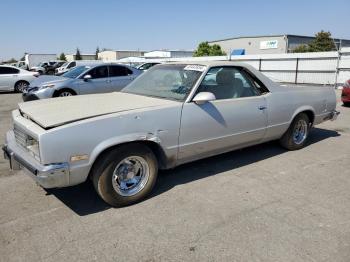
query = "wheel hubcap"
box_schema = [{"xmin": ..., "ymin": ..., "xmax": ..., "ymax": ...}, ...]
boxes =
[
  {"xmin": 17, "ymin": 82, "xmax": 28, "ymax": 92},
  {"xmin": 59, "ymin": 92, "xmax": 72, "ymax": 97},
  {"xmin": 112, "ymin": 156, "xmax": 149, "ymax": 196},
  {"xmin": 293, "ymin": 119, "xmax": 308, "ymax": 145}
]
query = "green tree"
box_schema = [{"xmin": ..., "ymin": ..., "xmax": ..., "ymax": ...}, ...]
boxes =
[
  {"xmin": 193, "ymin": 42, "xmax": 226, "ymax": 57},
  {"xmin": 308, "ymin": 31, "xmax": 336, "ymax": 52},
  {"xmin": 58, "ymin": 53, "xmax": 67, "ymax": 61},
  {"xmin": 75, "ymin": 48, "xmax": 82, "ymax": 60},
  {"xmin": 95, "ymin": 46, "xmax": 100, "ymax": 60},
  {"xmin": 293, "ymin": 31, "xmax": 336, "ymax": 53},
  {"xmin": 293, "ymin": 44, "xmax": 310, "ymax": 53}
]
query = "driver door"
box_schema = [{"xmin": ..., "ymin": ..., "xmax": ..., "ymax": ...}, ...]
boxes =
[{"xmin": 178, "ymin": 66, "xmax": 268, "ymax": 163}]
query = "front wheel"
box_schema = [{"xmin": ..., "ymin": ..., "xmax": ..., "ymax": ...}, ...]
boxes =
[
  {"xmin": 279, "ymin": 113, "xmax": 310, "ymax": 150},
  {"xmin": 56, "ymin": 89, "xmax": 75, "ymax": 97},
  {"xmin": 92, "ymin": 144, "xmax": 158, "ymax": 207}
]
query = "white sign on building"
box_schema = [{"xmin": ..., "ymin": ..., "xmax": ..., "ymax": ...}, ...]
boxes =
[{"xmin": 260, "ymin": 40, "xmax": 279, "ymax": 49}]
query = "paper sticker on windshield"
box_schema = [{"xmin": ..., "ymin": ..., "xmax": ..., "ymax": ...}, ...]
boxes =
[{"xmin": 184, "ymin": 65, "xmax": 206, "ymax": 72}]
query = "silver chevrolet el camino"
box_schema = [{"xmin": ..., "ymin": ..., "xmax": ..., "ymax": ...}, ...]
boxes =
[{"xmin": 3, "ymin": 62, "xmax": 339, "ymax": 207}]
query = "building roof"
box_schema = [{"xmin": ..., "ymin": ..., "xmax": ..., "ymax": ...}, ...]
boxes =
[{"xmin": 209, "ymin": 34, "xmax": 350, "ymax": 43}]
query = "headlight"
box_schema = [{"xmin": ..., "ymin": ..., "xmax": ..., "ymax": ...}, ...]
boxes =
[
  {"xmin": 41, "ymin": 84, "xmax": 55, "ymax": 89},
  {"xmin": 26, "ymin": 137, "xmax": 40, "ymax": 162}
]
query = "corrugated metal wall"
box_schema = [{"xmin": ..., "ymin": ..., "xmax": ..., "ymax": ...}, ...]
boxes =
[{"xmin": 123, "ymin": 48, "xmax": 350, "ymax": 85}]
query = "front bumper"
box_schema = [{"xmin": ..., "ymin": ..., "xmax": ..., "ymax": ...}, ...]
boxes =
[
  {"xmin": 22, "ymin": 92, "xmax": 39, "ymax": 102},
  {"xmin": 2, "ymin": 131, "xmax": 69, "ymax": 188}
]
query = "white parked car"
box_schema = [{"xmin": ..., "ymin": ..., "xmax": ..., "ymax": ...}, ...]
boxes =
[{"xmin": 0, "ymin": 65, "xmax": 38, "ymax": 92}]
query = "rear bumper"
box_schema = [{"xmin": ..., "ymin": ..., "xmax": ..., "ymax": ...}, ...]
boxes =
[{"xmin": 2, "ymin": 131, "xmax": 69, "ymax": 188}]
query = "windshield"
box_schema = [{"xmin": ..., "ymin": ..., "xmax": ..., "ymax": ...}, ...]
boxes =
[
  {"xmin": 122, "ymin": 64, "xmax": 205, "ymax": 101},
  {"xmin": 61, "ymin": 62, "xmax": 69, "ymax": 68},
  {"xmin": 62, "ymin": 65, "xmax": 90, "ymax": 79}
]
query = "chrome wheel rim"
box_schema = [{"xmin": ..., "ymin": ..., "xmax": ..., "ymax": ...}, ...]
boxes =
[
  {"xmin": 59, "ymin": 91, "xmax": 72, "ymax": 97},
  {"xmin": 17, "ymin": 82, "xmax": 28, "ymax": 92},
  {"xmin": 112, "ymin": 156, "xmax": 149, "ymax": 196},
  {"xmin": 293, "ymin": 119, "xmax": 308, "ymax": 145}
]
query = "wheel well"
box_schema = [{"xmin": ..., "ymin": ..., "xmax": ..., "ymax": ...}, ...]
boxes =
[
  {"xmin": 88, "ymin": 141, "xmax": 169, "ymax": 179},
  {"xmin": 300, "ymin": 110, "xmax": 315, "ymax": 125},
  {"xmin": 53, "ymin": 88, "xmax": 77, "ymax": 97}
]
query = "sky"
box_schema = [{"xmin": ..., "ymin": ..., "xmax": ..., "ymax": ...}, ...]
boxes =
[{"xmin": 1, "ymin": 0, "xmax": 349, "ymax": 61}]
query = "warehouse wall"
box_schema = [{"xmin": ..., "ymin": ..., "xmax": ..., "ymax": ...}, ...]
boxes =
[{"xmin": 209, "ymin": 36, "xmax": 287, "ymax": 55}]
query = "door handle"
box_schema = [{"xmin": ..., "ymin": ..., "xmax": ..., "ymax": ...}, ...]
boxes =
[{"xmin": 258, "ymin": 106, "xmax": 267, "ymax": 110}]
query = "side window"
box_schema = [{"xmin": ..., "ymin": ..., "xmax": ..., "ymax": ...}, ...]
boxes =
[
  {"xmin": 67, "ymin": 62, "xmax": 76, "ymax": 68},
  {"xmin": 0, "ymin": 67, "xmax": 19, "ymax": 74},
  {"xmin": 197, "ymin": 67, "xmax": 260, "ymax": 100},
  {"xmin": 88, "ymin": 66, "xmax": 108, "ymax": 79},
  {"xmin": 109, "ymin": 66, "xmax": 132, "ymax": 77}
]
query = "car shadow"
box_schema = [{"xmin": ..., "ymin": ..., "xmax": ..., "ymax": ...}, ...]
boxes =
[{"xmin": 46, "ymin": 127, "xmax": 340, "ymax": 216}]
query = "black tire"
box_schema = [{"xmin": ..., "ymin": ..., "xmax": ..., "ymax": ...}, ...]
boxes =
[
  {"xmin": 14, "ymin": 81, "xmax": 29, "ymax": 93},
  {"xmin": 343, "ymin": 102, "xmax": 350, "ymax": 107},
  {"xmin": 92, "ymin": 144, "xmax": 158, "ymax": 207},
  {"xmin": 55, "ymin": 89, "xmax": 76, "ymax": 97},
  {"xmin": 279, "ymin": 113, "xmax": 310, "ymax": 150}
]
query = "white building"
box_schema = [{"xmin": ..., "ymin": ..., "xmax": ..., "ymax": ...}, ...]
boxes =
[
  {"xmin": 144, "ymin": 50, "xmax": 194, "ymax": 58},
  {"xmin": 65, "ymin": 54, "xmax": 96, "ymax": 62},
  {"xmin": 98, "ymin": 50, "xmax": 145, "ymax": 61}
]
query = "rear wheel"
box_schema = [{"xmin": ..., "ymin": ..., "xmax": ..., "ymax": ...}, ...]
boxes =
[
  {"xmin": 343, "ymin": 102, "xmax": 350, "ymax": 107},
  {"xmin": 14, "ymin": 81, "xmax": 29, "ymax": 92},
  {"xmin": 279, "ymin": 113, "xmax": 310, "ymax": 150},
  {"xmin": 92, "ymin": 144, "xmax": 158, "ymax": 207}
]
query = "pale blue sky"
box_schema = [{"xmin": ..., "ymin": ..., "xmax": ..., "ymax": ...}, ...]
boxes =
[{"xmin": 1, "ymin": 0, "xmax": 349, "ymax": 61}]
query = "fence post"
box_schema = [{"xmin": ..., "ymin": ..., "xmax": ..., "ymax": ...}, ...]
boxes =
[
  {"xmin": 334, "ymin": 49, "xmax": 341, "ymax": 88},
  {"xmin": 295, "ymin": 58, "xmax": 299, "ymax": 84},
  {"xmin": 259, "ymin": 58, "xmax": 262, "ymax": 71}
]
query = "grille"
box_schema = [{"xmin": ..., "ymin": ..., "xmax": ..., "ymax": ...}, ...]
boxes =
[{"xmin": 13, "ymin": 125, "xmax": 28, "ymax": 149}]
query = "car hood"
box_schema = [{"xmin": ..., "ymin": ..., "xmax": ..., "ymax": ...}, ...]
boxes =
[
  {"xmin": 18, "ymin": 92, "xmax": 178, "ymax": 129},
  {"xmin": 29, "ymin": 75, "xmax": 68, "ymax": 88}
]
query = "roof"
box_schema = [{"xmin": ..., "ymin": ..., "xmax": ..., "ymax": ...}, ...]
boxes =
[{"xmin": 209, "ymin": 34, "xmax": 350, "ymax": 43}]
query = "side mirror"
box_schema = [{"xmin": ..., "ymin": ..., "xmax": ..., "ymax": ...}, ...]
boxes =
[
  {"xmin": 192, "ymin": 92, "xmax": 216, "ymax": 105},
  {"xmin": 83, "ymin": 74, "xmax": 92, "ymax": 81}
]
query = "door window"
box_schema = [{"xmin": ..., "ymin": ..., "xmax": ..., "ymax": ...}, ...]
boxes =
[
  {"xmin": 197, "ymin": 67, "xmax": 261, "ymax": 100},
  {"xmin": 87, "ymin": 66, "xmax": 108, "ymax": 79},
  {"xmin": 0, "ymin": 67, "xmax": 20, "ymax": 74},
  {"xmin": 109, "ymin": 65, "xmax": 132, "ymax": 77}
]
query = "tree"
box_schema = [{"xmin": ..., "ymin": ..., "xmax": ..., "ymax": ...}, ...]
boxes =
[
  {"xmin": 293, "ymin": 44, "xmax": 310, "ymax": 53},
  {"xmin": 308, "ymin": 31, "xmax": 336, "ymax": 52},
  {"xmin": 58, "ymin": 53, "xmax": 67, "ymax": 61},
  {"xmin": 75, "ymin": 48, "xmax": 82, "ymax": 60},
  {"xmin": 95, "ymin": 46, "xmax": 100, "ymax": 60},
  {"xmin": 193, "ymin": 42, "xmax": 226, "ymax": 57},
  {"xmin": 293, "ymin": 31, "xmax": 336, "ymax": 53}
]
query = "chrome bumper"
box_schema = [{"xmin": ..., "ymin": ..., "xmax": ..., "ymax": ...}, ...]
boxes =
[{"xmin": 2, "ymin": 130, "xmax": 69, "ymax": 188}]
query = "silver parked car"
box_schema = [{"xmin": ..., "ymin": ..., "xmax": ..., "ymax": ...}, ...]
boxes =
[
  {"xmin": 3, "ymin": 62, "xmax": 339, "ymax": 207},
  {"xmin": 22, "ymin": 63, "xmax": 142, "ymax": 101}
]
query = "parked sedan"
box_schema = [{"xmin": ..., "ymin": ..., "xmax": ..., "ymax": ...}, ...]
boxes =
[
  {"xmin": 3, "ymin": 62, "xmax": 339, "ymax": 207},
  {"xmin": 22, "ymin": 63, "xmax": 142, "ymax": 101},
  {"xmin": 341, "ymin": 79, "xmax": 350, "ymax": 106},
  {"xmin": 0, "ymin": 65, "xmax": 38, "ymax": 92}
]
